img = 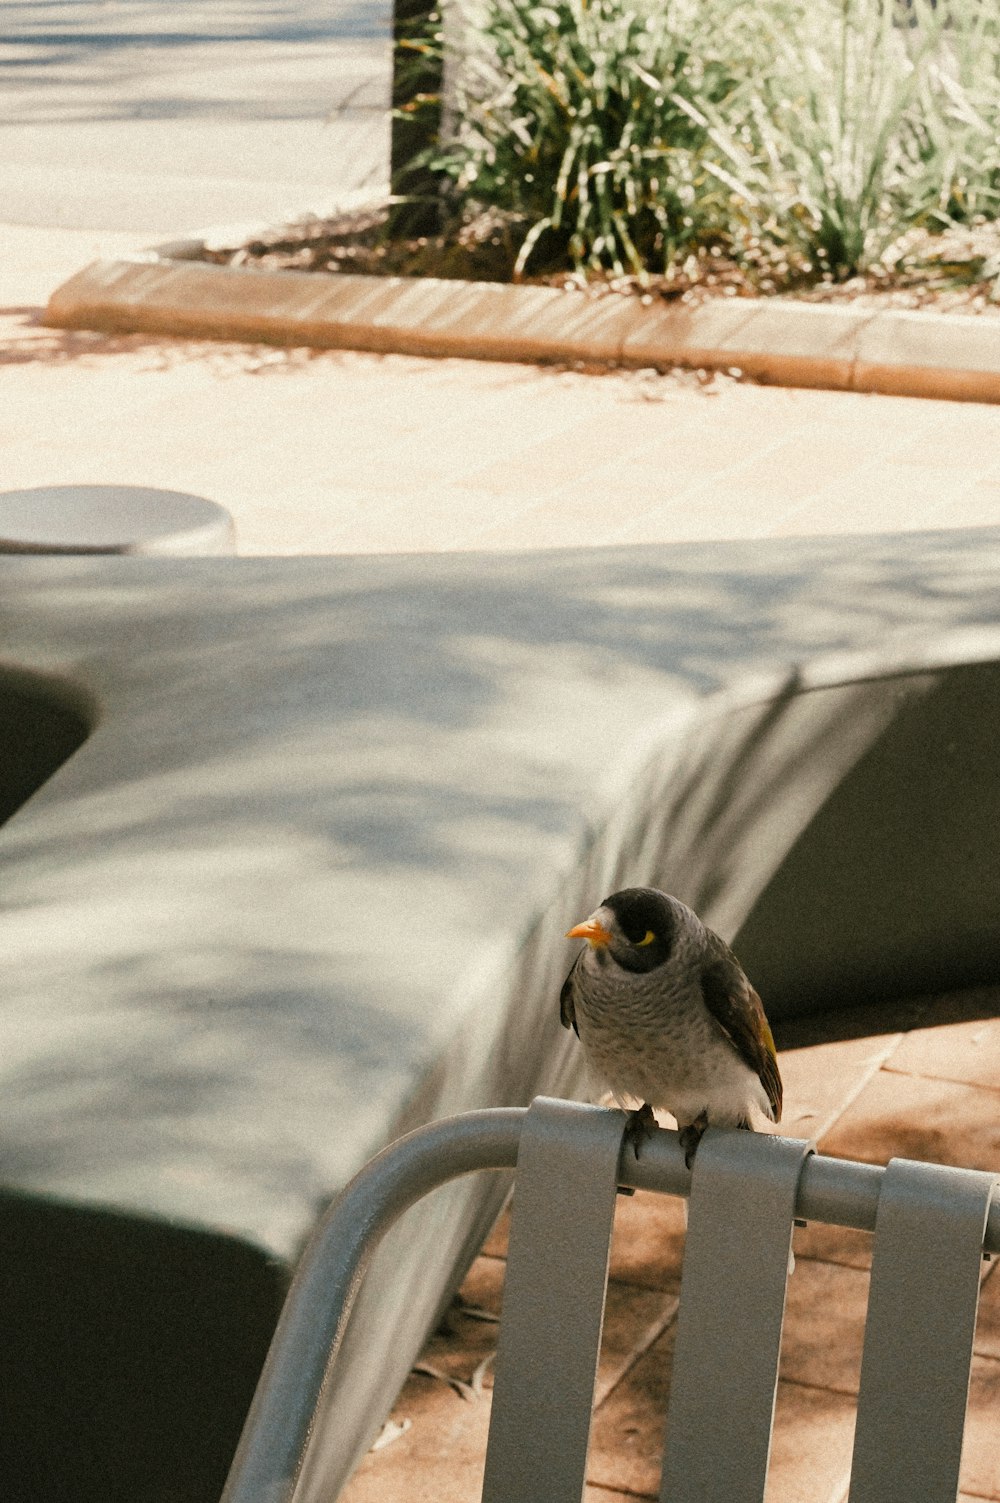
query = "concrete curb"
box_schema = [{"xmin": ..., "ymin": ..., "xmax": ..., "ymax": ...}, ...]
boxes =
[{"xmin": 43, "ymin": 253, "xmax": 1000, "ymax": 402}]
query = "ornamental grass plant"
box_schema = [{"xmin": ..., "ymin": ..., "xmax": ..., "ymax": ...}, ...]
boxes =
[
  {"xmin": 738, "ymin": 0, "xmax": 1000, "ymax": 278},
  {"xmin": 399, "ymin": 0, "xmax": 1000, "ymax": 286}
]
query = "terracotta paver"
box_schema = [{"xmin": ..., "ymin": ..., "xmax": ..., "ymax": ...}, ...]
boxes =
[
  {"xmin": 778, "ymin": 1260, "xmax": 869, "ymax": 1397},
  {"xmin": 976, "ymin": 1262, "xmax": 1000, "ymax": 1362},
  {"xmin": 587, "ymin": 1334, "xmax": 860, "ymax": 1503},
  {"xmin": 887, "ymin": 992, "xmax": 1000, "ymax": 1092},
  {"xmin": 585, "ymin": 1324, "xmax": 676, "ymax": 1498},
  {"xmin": 819, "ymin": 1070, "xmax": 1000, "ymax": 1176},
  {"xmin": 595, "ymin": 1281, "xmax": 679, "ymax": 1406},
  {"xmin": 790, "ymin": 1216, "xmax": 877, "ymax": 1275},
  {"xmin": 962, "ymin": 1357, "xmax": 1000, "ymax": 1499},
  {"xmin": 342, "ymin": 1258, "xmax": 499, "ymax": 1503},
  {"xmin": 607, "ymin": 1189, "xmax": 687, "ymax": 1294},
  {"xmin": 777, "ymin": 1030, "xmax": 905, "ymax": 1142},
  {"xmin": 763, "ymin": 1381, "xmax": 858, "ymax": 1503},
  {"xmin": 343, "ymin": 1369, "xmax": 492, "ymax": 1503}
]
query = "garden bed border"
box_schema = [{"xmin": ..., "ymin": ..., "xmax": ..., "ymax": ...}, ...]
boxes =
[{"xmin": 44, "ymin": 248, "xmax": 1000, "ymax": 403}]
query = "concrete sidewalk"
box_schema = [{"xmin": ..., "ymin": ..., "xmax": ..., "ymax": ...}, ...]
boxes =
[
  {"xmin": 3, "ymin": 225, "xmax": 1000, "ymax": 555},
  {"xmin": 0, "ymin": 0, "xmax": 389, "ymax": 234},
  {"xmin": 2, "ymin": 0, "xmax": 998, "ymax": 556}
]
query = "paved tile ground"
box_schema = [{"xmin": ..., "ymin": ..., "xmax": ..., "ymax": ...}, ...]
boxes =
[
  {"xmin": 3, "ymin": 227, "xmax": 1000, "ymax": 555},
  {"xmin": 342, "ymin": 988, "xmax": 1000, "ymax": 1503}
]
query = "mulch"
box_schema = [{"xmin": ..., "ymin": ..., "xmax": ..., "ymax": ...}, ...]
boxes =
[{"xmin": 198, "ymin": 206, "xmax": 1000, "ymax": 317}]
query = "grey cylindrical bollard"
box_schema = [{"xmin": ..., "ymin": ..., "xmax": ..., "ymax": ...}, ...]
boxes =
[{"xmin": 0, "ymin": 485, "xmax": 236, "ymax": 555}]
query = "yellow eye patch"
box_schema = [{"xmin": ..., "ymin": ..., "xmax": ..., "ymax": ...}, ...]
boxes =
[{"xmin": 636, "ymin": 930, "xmax": 656, "ymax": 947}]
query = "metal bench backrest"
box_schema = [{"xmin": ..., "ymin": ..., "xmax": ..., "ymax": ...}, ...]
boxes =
[{"xmin": 221, "ymin": 1096, "xmax": 999, "ymax": 1503}]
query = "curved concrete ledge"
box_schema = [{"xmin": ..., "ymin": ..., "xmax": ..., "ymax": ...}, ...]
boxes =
[
  {"xmin": 43, "ymin": 256, "xmax": 1000, "ymax": 403},
  {"xmin": 605, "ymin": 645, "xmax": 1000, "ymax": 1025},
  {"xmin": 2, "ymin": 533, "xmax": 1000, "ymax": 1500}
]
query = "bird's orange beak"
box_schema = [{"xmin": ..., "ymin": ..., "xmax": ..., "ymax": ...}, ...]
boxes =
[{"xmin": 566, "ymin": 917, "xmax": 613, "ymax": 947}]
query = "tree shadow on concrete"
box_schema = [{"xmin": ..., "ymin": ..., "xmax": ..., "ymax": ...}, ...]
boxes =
[{"xmin": 2, "ymin": 538, "xmax": 999, "ymax": 1222}]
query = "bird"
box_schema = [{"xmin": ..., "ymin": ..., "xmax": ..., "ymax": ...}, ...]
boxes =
[{"xmin": 561, "ymin": 886, "xmax": 782, "ymax": 1168}]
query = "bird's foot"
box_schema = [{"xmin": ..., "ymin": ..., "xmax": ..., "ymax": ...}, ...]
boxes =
[
  {"xmin": 679, "ymin": 1112, "xmax": 709, "ymax": 1171},
  {"xmin": 624, "ymin": 1102, "xmax": 658, "ymax": 1161}
]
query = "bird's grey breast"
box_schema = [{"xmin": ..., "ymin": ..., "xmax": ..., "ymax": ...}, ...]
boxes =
[{"xmin": 571, "ymin": 949, "xmax": 713, "ymax": 1098}]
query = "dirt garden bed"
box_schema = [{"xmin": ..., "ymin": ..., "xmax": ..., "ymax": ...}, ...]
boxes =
[{"xmin": 198, "ymin": 205, "xmax": 1000, "ymax": 318}]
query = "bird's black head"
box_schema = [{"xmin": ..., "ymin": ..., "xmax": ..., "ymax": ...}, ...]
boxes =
[{"xmin": 602, "ymin": 887, "xmax": 677, "ymax": 973}]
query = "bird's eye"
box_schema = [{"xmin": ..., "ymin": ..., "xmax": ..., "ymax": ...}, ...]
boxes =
[{"xmin": 636, "ymin": 930, "xmax": 656, "ymax": 947}]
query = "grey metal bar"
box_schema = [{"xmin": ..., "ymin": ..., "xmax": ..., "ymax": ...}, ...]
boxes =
[
  {"xmin": 622, "ymin": 1137, "xmax": 1000, "ymax": 1252},
  {"xmin": 481, "ymin": 1097, "xmax": 627, "ymax": 1503},
  {"xmin": 219, "ymin": 1104, "xmax": 1000, "ymax": 1503},
  {"xmin": 847, "ymin": 1157, "xmax": 998, "ymax": 1503},
  {"xmin": 220, "ymin": 1109, "xmax": 525, "ymax": 1503},
  {"xmin": 659, "ymin": 1129, "xmax": 814, "ymax": 1503},
  {"xmin": 792, "ymin": 1152, "xmax": 884, "ymax": 1232}
]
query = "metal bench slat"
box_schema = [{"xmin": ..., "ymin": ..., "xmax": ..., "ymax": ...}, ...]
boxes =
[
  {"xmin": 481, "ymin": 1096, "xmax": 626, "ymax": 1503},
  {"xmin": 660, "ymin": 1129, "xmax": 814, "ymax": 1503},
  {"xmin": 848, "ymin": 1156, "xmax": 997, "ymax": 1503}
]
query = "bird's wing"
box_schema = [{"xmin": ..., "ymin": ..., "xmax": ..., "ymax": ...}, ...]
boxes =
[
  {"xmin": 560, "ymin": 955, "xmax": 581, "ymax": 1037},
  {"xmin": 699, "ymin": 943, "xmax": 782, "ymax": 1122}
]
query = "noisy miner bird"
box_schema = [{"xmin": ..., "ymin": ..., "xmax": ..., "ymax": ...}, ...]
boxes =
[{"xmin": 561, "ymin": 886, "xmax": 782, "ymax": 1167}]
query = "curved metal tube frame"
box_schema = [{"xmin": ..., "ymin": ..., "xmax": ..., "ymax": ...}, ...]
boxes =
[{"xmin": 221, "ymin": 1104, "xmax": 1000, "ymax": 1503}]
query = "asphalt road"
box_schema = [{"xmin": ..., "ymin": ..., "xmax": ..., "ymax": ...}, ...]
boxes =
[{"xmin": 0, "ymin": 0, "xmax": 391, "ymax": 235}]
